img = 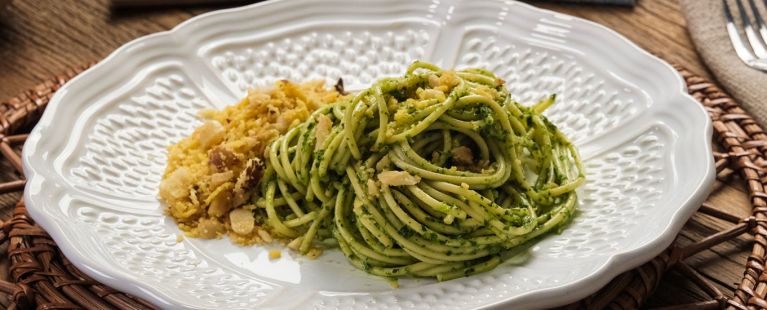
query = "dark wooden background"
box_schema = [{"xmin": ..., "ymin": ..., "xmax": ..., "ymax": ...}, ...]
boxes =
[{"xmin": 0, "ymin": 0, "xmax": 749, "ymax": 308}]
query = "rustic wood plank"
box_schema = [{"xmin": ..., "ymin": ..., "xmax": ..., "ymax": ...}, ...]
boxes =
[{"xmin": 0, "ymin": 0, "xmax": 197, "ymax": 97}]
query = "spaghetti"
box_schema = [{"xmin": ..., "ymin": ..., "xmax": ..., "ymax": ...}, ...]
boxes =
[{"xmin": 255, "ymin": 61, "xmax": 585, "ymax": 281}]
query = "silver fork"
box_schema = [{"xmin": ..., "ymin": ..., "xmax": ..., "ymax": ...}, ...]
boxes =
[{"xmin": 724, "ymin": 0, "xmax": 767, "ymax": 72}]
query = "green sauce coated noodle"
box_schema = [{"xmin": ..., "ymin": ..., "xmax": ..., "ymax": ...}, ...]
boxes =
[{"xmin": 253, "ymin": 61, "xmax": 585, "ymax": 281}]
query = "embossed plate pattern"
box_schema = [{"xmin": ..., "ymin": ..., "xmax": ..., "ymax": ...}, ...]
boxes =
[{"xmin": 22, "ymin": 0, "xmax": 714, "ymax": 309}]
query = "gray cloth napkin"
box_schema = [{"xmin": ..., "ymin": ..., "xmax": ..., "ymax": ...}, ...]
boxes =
[{"xmin": 681, "ymin": 0, "xmax": 767, "ymax": 126}]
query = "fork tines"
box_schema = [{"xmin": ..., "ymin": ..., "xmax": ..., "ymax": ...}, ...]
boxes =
[{"xmin": 724, "ymin": 0, "xmax": 767, "ymax": 72}]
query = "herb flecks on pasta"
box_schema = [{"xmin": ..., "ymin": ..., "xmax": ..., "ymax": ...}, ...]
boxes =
[{"xmin": 256, "ymin": 61, "xmax": 584, "ymax": 281}]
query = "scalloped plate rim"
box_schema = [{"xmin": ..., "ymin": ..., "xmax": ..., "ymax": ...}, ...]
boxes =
[{"xmin": 22, "ymin": 0, "xmax": 715, "ymax": 309}]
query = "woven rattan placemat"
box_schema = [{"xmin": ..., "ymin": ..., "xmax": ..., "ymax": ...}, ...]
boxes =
[{"xmin": 0, "ymin": 65, "xmax": 762, "ymax": 309}]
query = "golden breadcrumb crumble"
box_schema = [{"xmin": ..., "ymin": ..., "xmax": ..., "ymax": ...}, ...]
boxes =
[{"xmin": 159, "ymin": 80, "xmax": 341, "ymax": 245}]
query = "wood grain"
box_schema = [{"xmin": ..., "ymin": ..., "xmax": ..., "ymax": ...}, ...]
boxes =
[{"xmin": 0, "ymin": 0, "xmax": 747, "ymax": 308}]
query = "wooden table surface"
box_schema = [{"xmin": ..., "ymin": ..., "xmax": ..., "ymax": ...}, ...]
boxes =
[{"xmin": 0, "ymin": 0, "xmax": 751, "ymax": 308}]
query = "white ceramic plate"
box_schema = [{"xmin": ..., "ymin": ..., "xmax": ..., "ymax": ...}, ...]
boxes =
[{"xmin": 22, "ymin": 0, "xmax": 714, "ymax": 309}]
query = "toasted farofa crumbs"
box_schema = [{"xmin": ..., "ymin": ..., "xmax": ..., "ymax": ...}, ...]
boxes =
[
  {"xmin": 268, "ymin": 249, "xmax": 282, "ymax": 260},
  {"xmin": 159, "ymin": 80, "xmax": 341, "ymax": 245}
]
